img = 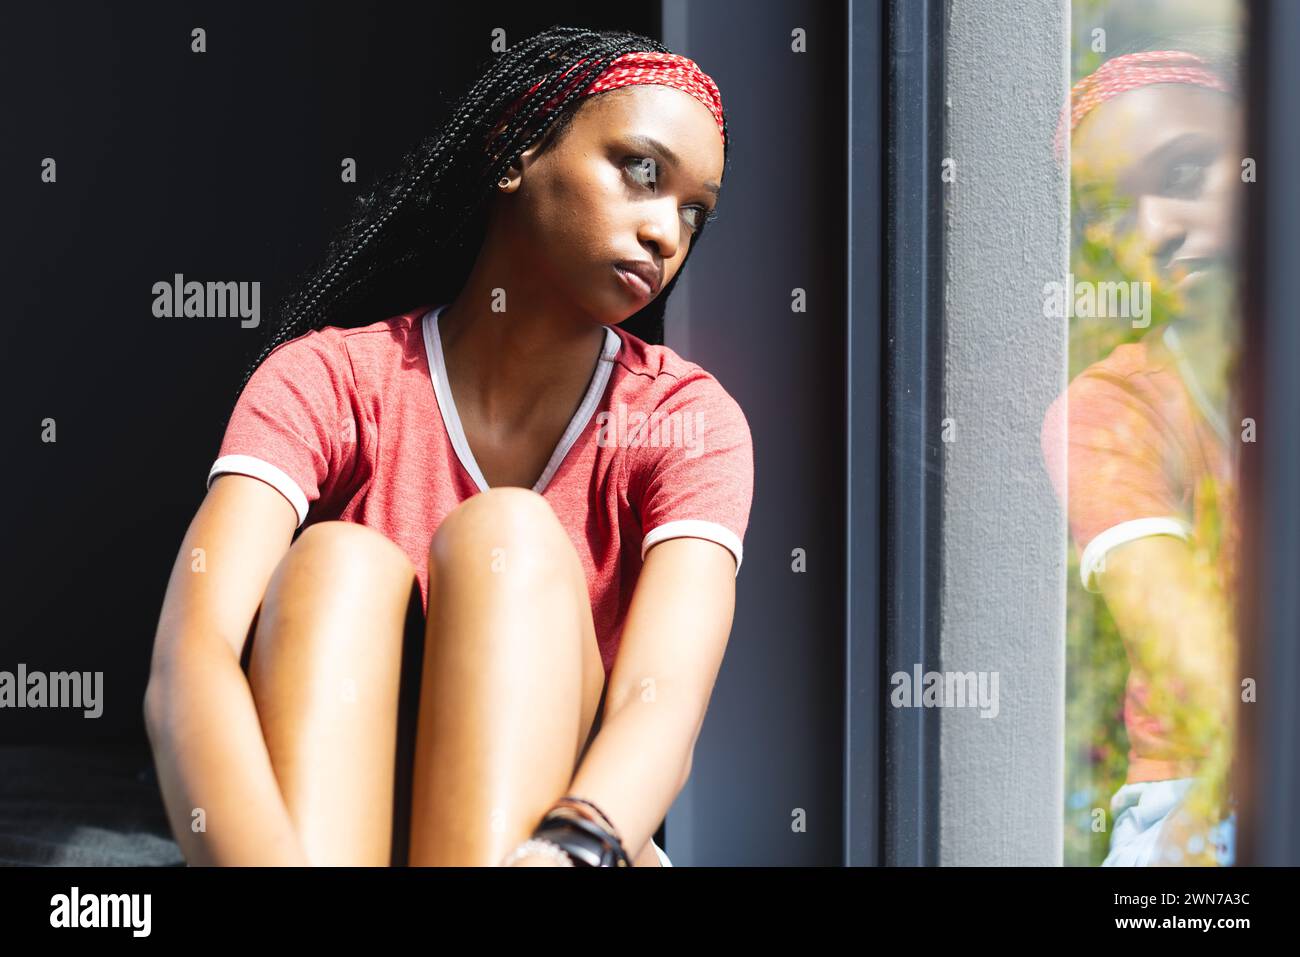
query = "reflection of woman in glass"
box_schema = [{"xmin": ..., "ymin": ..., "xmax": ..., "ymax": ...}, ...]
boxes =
[
  {"xmin": 145, "ymin": 26, "xmax": 754, "ymax": 867},
  {"xmin": 1042, "ymin": 43, "xmax": 1243, "ymax": 866}
]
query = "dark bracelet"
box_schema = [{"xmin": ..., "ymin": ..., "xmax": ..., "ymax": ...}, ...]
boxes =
[
  {"xmin": 553, "ymin": 795, "xmax": 619, "ymax": 834},
  {"xmin": 533, "ymin": 811, "xmax": 633, "ymax": 867}
]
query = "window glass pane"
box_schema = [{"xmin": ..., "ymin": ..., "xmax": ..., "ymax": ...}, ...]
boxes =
[{"xmin": 1058, "ymin": 0, "xmax": 1246, "ymax": 866}]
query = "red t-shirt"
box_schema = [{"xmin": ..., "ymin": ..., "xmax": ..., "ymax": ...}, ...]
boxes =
[
  {"xmin": 1040, "ymin": 325, "xmax": 1238, "ymax": 784},
  {"xmin": 207, "ymin": 303, "xmax": 754, "ymax": 679}
]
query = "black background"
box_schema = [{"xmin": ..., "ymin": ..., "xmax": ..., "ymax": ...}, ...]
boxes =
[{"xmin": 3, "ymin": 1, "xmax": 661, "ymax": 748}]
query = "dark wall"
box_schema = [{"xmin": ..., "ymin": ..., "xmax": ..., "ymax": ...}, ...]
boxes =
[
  {"xmin": 2, "ymin": 1, "xmax": 660, "ymax": 746},
  {"xmin": 662, "ymin": 0, "xmax": 849, "ymax": 864}
]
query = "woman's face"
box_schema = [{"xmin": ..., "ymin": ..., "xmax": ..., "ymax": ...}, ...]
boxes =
[
  {"xmin": 491, "ymin": 83, "xmax": 725, "ymax": 325},
  {"xmin": 1072, "ymin": 84, "xmax": 1242, "ymax": 296}
]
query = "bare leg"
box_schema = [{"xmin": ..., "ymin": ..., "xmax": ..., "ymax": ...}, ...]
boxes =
[
  {"xmin": 246, "ymin": 520, "xmax": 420, "ymax": 866},
  {"xmin": 407, "ymin": 487, "xmax": 607, "ymax": 866}
]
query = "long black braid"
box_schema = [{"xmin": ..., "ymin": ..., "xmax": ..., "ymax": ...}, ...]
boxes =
[{"xmin": 230, "ymin": 24, "xmax": 730, "ymax": 410}]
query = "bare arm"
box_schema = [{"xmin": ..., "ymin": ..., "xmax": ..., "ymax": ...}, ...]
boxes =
[
  {"xmin": 566, "ymin": 535, "xmax": 738, "ymax": 865},
  {"xmin": 1097, "ymin": 534, "xmax": 1237, "ymax": 758},
  {"xmin": 1097, "ymin": 534, "xmax": 1239, "ymax": 865},
  {"xmin": 143, "ymin": 473, "xmax": 307, "ymax": 866}
]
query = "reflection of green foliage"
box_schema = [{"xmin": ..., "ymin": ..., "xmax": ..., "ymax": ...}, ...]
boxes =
[
  {"xmin": 1071, "ymin": 0, "xmax": 1106, "ymax": 81},
  {"xmin": 1070, "ymin": 0, "xmax": 1243, "ymax": 85},
  {"xmin": 1064, "ymin": 547, "xmax": 1130, "ymax": 866},
  {"xmin": 1064, "ymin": 171, "xmax": 1154, "ymax": 866},
  {"xmin": 1068, "ymin": 182, "xmax": 1187, "ymax": 379},
  {"xmin": 1063, "ymin": 218, "xmax": 1236, "ymax": 865},
  {"xmin": 1154, "ymin": 473, "xmax": 1236, "ymax": 860},
  {"xmin": 1064, "ymin": 179, "xmax": 1239, "ymax": 870},
  {"xmin": 1065, "ymin": 171, "xmax": 1239, "ymax": 865},
  {"xmin": 1066, "ymin": 0, "xmax": 1245, "ymax": 869}
]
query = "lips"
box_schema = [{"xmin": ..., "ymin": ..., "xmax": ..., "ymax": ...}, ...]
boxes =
[{"xmin": 614, "ymin": 260, "xmax": 661, "ymax": 298}]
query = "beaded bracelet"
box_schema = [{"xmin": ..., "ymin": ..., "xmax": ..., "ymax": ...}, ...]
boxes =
[{"xmin": 499, "ymin": 836, "xmax": 576, "ymax": 867}]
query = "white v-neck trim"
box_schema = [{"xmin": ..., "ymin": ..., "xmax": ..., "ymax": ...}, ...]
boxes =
[{"xmin": 422, "ymin": 304, "xmax": 621, "ymax": 495}]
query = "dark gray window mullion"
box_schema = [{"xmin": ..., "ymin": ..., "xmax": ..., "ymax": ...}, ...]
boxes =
[
  {"xmin": 845, "ymin": 0, "xmax": 885, "ymax": 868},
  {"xmin": 882, "ymin": 0, "xmax": 946, "ymax": 866}
]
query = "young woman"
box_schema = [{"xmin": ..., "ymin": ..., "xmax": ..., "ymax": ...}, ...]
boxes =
[
  {"xmin": 144, "ymin": 26, "xmax": 754, "ymax": 868},
  {"xmin": 1042, "ymin": 41, "xmax": 1243, "ymax": 866}
]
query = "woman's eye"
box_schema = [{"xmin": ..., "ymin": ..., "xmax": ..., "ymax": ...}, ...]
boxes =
[
  {"xmin": 624, "ymin": 156, "xmax": 716, "ymax": 234},
  {"xmin": 1161, "ymin": 158, "xmax": 1209, "ymax": 198},
  {"xmin": 682, "ymin": 206, "xmax": 716, "ymax": 232},
  {"xmin": 625, "ymin": 156, "xmax": 657, "ymax": 188},
  {"xmin": 1097, "ymin": 200, "xmax": 1130, "ymax": 224},
  {"xmin": 1079, "ymin": 196, "xmax": 1129, "ymax": 232}
]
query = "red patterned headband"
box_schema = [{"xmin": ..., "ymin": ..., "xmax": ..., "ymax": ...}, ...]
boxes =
[
  {"xmin": 493, "ymin": 50, "xmax": 726, "ymax": 147},
  {"xmin": 1055, "ymin": 50, "xmax": 1229, "ymax": 158}
]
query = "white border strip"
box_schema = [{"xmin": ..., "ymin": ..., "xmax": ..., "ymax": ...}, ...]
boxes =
[
  {"xmin": 208, "ymin": 454, "xmax": 310, "ymax": 528},
  {"xmin": 642, "ymin": 519, "xmax": 744, "ymax": 577},
  {"xmin": 1079, "ymin": 516, "xmax": 1193, "ymax": 592}
]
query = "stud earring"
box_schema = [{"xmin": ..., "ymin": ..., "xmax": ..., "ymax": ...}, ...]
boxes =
[{"xmin": 498, "ymin": 176, "xmax": 511, "ymax": 189}]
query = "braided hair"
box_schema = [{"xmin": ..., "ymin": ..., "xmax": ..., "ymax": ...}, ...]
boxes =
[{"xmin": 230, "ymin": 24, "xmax": 730, "ymax": 408}]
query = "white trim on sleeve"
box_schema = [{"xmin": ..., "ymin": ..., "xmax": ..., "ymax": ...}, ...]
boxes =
[
  {"xmin": 641, "ymin": 519, "xmax": 744, "ymax": 577},
  {"xmin": 1079, "ymin": 516, "xmax": 1193, "ymax": 592},
  {"xmin": 207, "ymin": 454, "xmax": 310, "ymax": 528}
]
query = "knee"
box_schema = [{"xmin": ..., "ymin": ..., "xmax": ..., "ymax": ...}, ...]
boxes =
[
  {"xmin": 275, "ymin": 520, "xmax": 417, "ymax": 597},
  {"xmin": 429, "ymin": 488, "xmax": 570, "ymax": 582},
  {"xmin": 254, "ymin": 521, "xmax": 416, "ymax": 660}
]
